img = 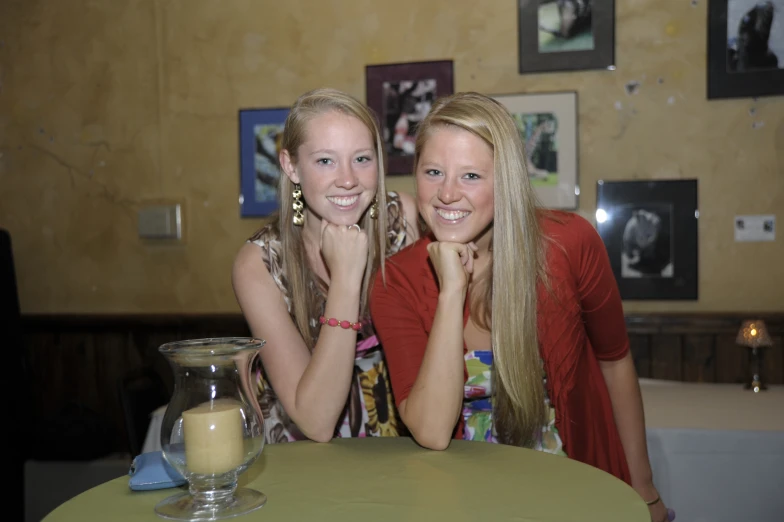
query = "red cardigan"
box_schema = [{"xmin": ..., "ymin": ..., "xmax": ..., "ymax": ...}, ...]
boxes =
[{"xmin": 370, "ymin": 211, "xmax": 632, "ymax": 484}]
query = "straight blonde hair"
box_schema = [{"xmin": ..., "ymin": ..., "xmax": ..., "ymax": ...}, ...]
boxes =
[
  {"xmin": 277, "ymin": 88, "xmax": 389, "ymax": 349},
  {"xmin": 413, "ymin": 92, "xmax": 548, "ymax": 447}
]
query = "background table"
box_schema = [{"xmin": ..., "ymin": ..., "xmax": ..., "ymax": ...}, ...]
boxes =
[
  {"xmin": 639, "ymin": 378, "xmax": 784, "ymax": 522},
  {"xmin": 45, "ymin": 437, "xmax": 648, "ymax": 522}
]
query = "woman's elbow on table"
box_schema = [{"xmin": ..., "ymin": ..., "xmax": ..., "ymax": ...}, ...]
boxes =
[
  {"xmin": 301, "ymin": 426, "xmax": 335, "ymax": 444},
  {"xmin": 402, "ymin": 408, "xmax": 454, "ymax": 450},
  {"xmin": 398, "ymin": 398, "xmax": 457, "ymax": 451},
  {"xmin": 294, "ymin": 413, "xmax": 337, "ymax": 443},
  {"xmin": 411, "ymin": 430, "xmax": 453, "ymax": 451}
]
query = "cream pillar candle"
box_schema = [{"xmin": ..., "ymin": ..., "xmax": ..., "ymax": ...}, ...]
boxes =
[{"xmin": 182, "ymin": 400, "xmax": 244, "ymax": 475}]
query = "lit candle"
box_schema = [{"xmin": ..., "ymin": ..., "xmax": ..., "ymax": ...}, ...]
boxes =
[{"xmin": 182, "ymin": 400, "xmax": 244, "ymax": 475}]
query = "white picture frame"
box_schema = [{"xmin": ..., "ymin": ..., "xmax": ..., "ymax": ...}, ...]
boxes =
[{"xmin": 492, "ymin": 91, "xmax": 579, "ymax": 210}]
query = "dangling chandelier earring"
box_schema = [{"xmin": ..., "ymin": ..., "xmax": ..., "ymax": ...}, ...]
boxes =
[
  {"xmin": 292, "ymin": 184, "xmax": 304, "ymax": 226},
  {"xmin": 369, "ymin": 196, "xmax": 379, "ymax": 219}
]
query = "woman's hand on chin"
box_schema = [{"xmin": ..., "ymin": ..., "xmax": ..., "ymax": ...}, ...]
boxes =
[
  {"xmin": 426, "ymin": 241, "xmax": 478, "ymax": 294},
  {"xmin": 320, "ymin": 220, "xmax": 368, "ymax": 288}
]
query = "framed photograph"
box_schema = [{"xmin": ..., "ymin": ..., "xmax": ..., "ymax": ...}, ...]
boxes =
[
  {"xmin": 239, "ymin": 107, "xmax": 290, "ymax": 217},
  {"xmin": 708, "ymin": 0, "xmax": 784, "ymax": 99},
  {"xmin": 518, "ymin": 0, "xmax": 615, "ymax": 74},
  {"xmin": 493, "ymin": 91, "xmax": 578, "ymax": 209},
  {"xmin": 596, "ymin": 179, "xmax": 699, "ymax": 301},
  {"xmin": 365, "ymin": 60, "xmax": 454, "ymax": 175}
]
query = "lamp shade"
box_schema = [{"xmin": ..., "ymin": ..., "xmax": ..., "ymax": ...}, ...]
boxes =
[{"xmin": 736, "ymin": 320, "xmax": 774, "ymax": 348}]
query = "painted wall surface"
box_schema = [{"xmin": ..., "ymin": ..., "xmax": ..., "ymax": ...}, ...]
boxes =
[{"xmin": 1, "ymin": 0, "xmax": 782, "ymax": 313}]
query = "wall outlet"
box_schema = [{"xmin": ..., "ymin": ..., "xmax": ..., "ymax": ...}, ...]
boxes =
[{"xmin": 138, "ymin": 204, "xmax": 182, "ymax": 240}]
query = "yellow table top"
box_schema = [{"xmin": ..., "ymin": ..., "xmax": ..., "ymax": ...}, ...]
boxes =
[{"xmin": 44, "ymin": 437, "xmax": 649, "ymax": 522}]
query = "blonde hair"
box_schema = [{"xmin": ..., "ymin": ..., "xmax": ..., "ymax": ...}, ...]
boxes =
[
  {"xmin": 278, "ymin": 88, "xmax": 389, "ymax": 349},
  {"xmin": 413, "ymin": 92, "xmax": 548, "ymax": 447}
]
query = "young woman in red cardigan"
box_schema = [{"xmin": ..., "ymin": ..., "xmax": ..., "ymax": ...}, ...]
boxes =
[{"xmin": 370, "ymin": 92, "xmax": 673, "ymax": 522}]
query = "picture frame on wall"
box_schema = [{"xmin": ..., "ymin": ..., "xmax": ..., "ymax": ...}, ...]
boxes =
[
  {"xmin": 238, "ymin": 107, "xmax": 290, "ymax": 218},
  {"xmin": 596, "ymin": 179, "xmax": 699, "ymax": 301},
  {"xmin": 493, "ymin": 91, "xmax": 579, "ymax": 210},
  {"xmin": 365, "ymin": 59, "xmax": 454, "ymax": 175},
  {"xmin": 518, "ymin": 0, "xmax": 615, "ymax": 74},
  {"xmin": 708, "ymin": 0, "xmax": 784, "ymax": 99}
]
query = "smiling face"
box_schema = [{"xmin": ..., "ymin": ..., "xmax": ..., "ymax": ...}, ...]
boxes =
[
  {"xmin": 416, "ymin": 125, "xmax": 495, "ymax": 251},
  {"xmin": 282, "ymin": 110, "xmax": 378, "ymax": 230}
]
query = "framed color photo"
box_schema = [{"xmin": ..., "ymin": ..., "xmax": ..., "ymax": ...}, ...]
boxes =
[
  {"xmin": 708, "ymin": 0, "xmax": 784, "ymax": 99},
  {"xmin": 239, "ymin": 107, "xmax": 290, "ymax": 217},
  {"xmin": 366, "ymin": 60, "xmax": 454, "ymax": 175},
  {"xmin": 596, "ymin": 179, "xmax": 699, "ymax": 301},
  {"xmin": 493, "ymin": 91, "xmax": 578, "ymax": 209},
  {"xmin": 518, "ymin": 0, "xmax": 615, "ymax": 74}
]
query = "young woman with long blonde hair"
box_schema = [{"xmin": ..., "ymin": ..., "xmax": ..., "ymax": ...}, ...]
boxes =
[
  {"xmin": 233, "ymin": 88, "xmax": 419, "ymax": 443},
  {"xmin": 371, "ymin": 92, "xmax": 672, "ymax": 522}
]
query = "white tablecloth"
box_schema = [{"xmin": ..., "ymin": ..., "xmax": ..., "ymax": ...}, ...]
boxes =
[
  {"xmin": 143, "ymin": 380, "xmax": 784, "ymax": 521},
  {"xmin": 639, "ymin": 379, "xmax": 783, "ymax": 522}
]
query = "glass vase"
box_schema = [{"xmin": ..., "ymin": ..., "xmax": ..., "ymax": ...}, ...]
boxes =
[{"xmin": 155, "ymin": 337, "xmax": 267, "ymax": 521}]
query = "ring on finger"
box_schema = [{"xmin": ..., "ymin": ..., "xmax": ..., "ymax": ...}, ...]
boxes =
[{"xmin": 348, "ymin": 224, "xmax": 361, "ymax": 232}]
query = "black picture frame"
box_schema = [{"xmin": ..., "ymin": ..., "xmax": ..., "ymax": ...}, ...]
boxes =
[
  {"xmin": 238, "ymin": 107, "xmax": 290, "ymax": 217},
  {"xmin": 708, "ymin": 0, "xmax": 784, "ymax": 99},
  {"xmin": 518, "ymin": 0, "xmax": 615, "ymax": 74},
  {"xmin": 596, "ymin": 179, "xmax": 699, "ymax": 301},
  {"xmin": 365, "ymin": 60, "xmax": 454, "ymax": 175}
]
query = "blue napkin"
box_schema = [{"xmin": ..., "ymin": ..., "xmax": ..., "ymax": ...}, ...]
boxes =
[{"xmin": 128, "ymin": 451, "xmax": 186, "ymax": 491}]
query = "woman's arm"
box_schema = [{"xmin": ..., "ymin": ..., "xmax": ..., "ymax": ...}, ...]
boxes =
[
  {"xmin": 371, "ymin": 242, "xmax": 473, "ymax": 450},
  {"xmin": 598, "ymin": 357, "xmax": 655, "ymax": 482},
  {"xmin": 569, "ymin": 215, "xmax": 669, "ymax": 522},
  {"xmin": 398, "ymin": 284, "xmax": 466, "ymax": 450},
  {"xmin": 599, "ymin": 355, "xmax": 669, "ymax": 521},
  {"xmin": 387, "ymin": 242, "xmax": 474, "ymax": 449},
  {"xmin": 232, "ymin": 241, "xmax": 360, "ymax": 442}
]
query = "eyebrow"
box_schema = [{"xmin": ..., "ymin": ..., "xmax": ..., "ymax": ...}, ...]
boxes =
[
  {"xmin": 419, "ymin": 161, "xmax": 489, "ymax": 173},
  {"xmin": 308, "ymin": 148, "xmax": 375, "ymax": 156}
]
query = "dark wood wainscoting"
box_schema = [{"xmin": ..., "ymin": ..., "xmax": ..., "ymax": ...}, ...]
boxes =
[
  {"xmin": 19, "ymin": 313, "xmax": 783, "ymax": 457},
  {"xmin": 625, "ymin": 314, "xmax": 783, "ymax": 383}
]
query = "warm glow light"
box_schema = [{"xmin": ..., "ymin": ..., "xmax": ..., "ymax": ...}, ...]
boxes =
[
  {"xmin": 596, "ymin": 209, "xmax": 608, "ymax": 223},
  {"xmin": 736, "ymin": 319, "xmax": 773, "ymax": 349}
]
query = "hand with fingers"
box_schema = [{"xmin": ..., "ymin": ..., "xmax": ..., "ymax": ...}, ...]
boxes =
[
  {"xmin": 320, "ymin": 221, "xmax": 369, "ymax": 288},
  {"xmin": 426, "ymin": 241, "xmax": 478, "ymax": 295}
]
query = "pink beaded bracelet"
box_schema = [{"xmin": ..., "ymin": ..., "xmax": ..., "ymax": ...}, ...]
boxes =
[{"xmin": 319, "ymin": 315, "xmax": 362, "ymax": 331}]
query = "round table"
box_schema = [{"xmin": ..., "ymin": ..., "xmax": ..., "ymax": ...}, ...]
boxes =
[{"xmin": 44, "ymin": 437, "xmax": 649, "ymax": 522}]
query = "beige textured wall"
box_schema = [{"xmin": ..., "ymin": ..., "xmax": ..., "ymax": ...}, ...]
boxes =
[{"xmin": 1, "ymin": 0, "xmax": 782, "ymax": 314}]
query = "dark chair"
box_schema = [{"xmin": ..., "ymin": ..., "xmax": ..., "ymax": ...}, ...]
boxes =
[
  {"xmin": 1, "ymin": 229, "xmax": 24, "ymax": 431},
  {"xmin": 3, "ymin": 229, "xmax": 27, "ymax": 522},
  {"xmin": 118, "ymin": 366, "xmax": 169, "ymax": 457}
]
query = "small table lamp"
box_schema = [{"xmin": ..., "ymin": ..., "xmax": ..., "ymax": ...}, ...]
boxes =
[{"xmin": 736, "ymin": 319, "xmax": 773, "ymax": 392}]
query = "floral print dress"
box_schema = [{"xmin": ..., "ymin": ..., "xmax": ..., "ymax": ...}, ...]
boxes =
[
  {"xmin": 248, "ymin": 192, "xmax": 410, "ymax": 444},
  {"xmin": 463, "ymin": 350, "xmax": 567, "ymax": 456}
]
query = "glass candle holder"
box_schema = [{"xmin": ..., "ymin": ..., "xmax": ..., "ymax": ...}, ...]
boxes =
[{"xmin": 155, "ymin": 338, "xmax": 267, "ymax": 521}]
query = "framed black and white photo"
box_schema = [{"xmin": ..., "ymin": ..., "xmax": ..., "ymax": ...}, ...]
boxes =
[
  {"xmin": 239, "ymin": 107, "xmax": 290, "ymax": 217},
  {"xmin": 708, "ymin": 0, "xmax": 784, "ymax": 99},
  {"xmin": 366, "ymin": 60, "xmax": 454, "ymax": 175},
  {"xmin": 596, "ymin": 179, "xmax": 699, "ymax": 300},
  {"xmin": 493, "ymin": 91, "xmax": 578, "ymax": 209},
  {"xmin": 518, "ymin": 0, "xmax": 615, "ymax": 74}
]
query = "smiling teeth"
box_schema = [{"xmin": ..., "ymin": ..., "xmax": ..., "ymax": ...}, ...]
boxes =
[
  {"xmin": 436, "ymin": 209, "xmax": 470, "ymax": 220},
  {"xmin": 327, "ymin": 195, "xmax": 359, "ymax": 207}
]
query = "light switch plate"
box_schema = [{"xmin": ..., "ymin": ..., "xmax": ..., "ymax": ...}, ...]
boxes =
[
  {"xmin": 734, "ymin": 214, "xmax": 775, "ymax": 242},
  {"xmin": 138, "ymin": 204, "xmax": 182, "ymax": 239}
]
